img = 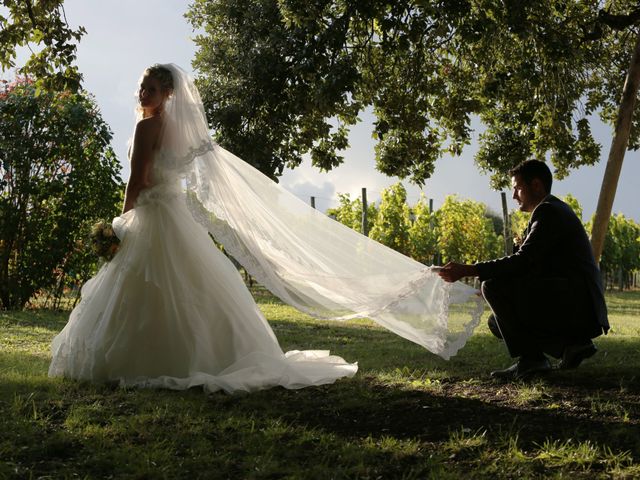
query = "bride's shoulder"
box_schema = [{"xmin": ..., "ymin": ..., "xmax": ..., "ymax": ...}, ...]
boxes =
[
  {"xmin": 136, "ymin": 115, "xmax": 163, "ymax": 131},
  {"xmin": 134, "ymin": 116, "xmax": 163, "ymax": 142}
]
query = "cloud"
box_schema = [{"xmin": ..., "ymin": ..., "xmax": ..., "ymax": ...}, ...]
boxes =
[{"xmin": 281, "ymin": 179, "xmax": 336, "ymax": 212}]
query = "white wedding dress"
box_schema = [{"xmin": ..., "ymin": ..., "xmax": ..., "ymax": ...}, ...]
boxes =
[
  {"xmin": 49, "ymin": 64, "xmax": 482, "ymax": 394},
  {"xmin": 48, "ymin": 159, "xmax": 357, "ymax": 393}
]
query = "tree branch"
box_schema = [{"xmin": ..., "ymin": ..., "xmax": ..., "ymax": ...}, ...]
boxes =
[
  {"xmin": 23, "ymin": 0, "xmax": 37, "ymax": 29},
  {"xmin": 583, "ymin": 7, "xmax": 640, "ymax": 41},
  {"xmin": 598, "ymin": 8, "xmax": 640, "ymax": 31}
]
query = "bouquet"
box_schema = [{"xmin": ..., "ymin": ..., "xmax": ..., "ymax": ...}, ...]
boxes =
[{"xmin": 90, "ymin": 220, "xmax": 120, "ymax": 261}]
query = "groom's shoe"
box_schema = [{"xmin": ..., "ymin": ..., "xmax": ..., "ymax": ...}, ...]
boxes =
[
  {"xmin": 558, "ymin": 341, "xmax": 597, "ymax": 370},
  {"xmin": 490, "ymin": 356, "xmax": 552, "ymax": 380}
]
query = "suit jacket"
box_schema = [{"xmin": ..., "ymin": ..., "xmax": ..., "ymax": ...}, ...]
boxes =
[{"xmin": 476, "ymin": 195, "xmax": 609, "ymax": 334}]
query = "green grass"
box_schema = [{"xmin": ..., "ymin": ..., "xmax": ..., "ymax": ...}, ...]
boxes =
[{"xmin": 1, "ymin": 290, "xmax": 639, "ymax": 478}]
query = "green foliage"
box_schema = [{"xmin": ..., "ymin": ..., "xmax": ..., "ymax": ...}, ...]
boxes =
[
  {"xmin": 0, "ymin": 0, "xmax": 85, "ymax": 92},
  {"xmin": 594, "ymin": 213, "xmax": 640, "ymax": 288},
  {"xmin": 0, "ymin": 78, "xmax": 122, "ymax": 309},
  {"xmin": 326, "ymin": 192, "xmax": 377, "ymax": 234},
  {"xmin": 186, "ymin": 0, "xmax": 358, "ymax": 178},
  {"xmin": 437, "ymin": 195, "xmax": 502, "ymax": 264},
  {"xmin": 466, "ymin": 1, "xmax": 616, "ymax": 187},
  {"xmin": 369, "ymin": 182, "xmax": 411, "ymax": 255},
  {"xmin": 484, "ymin": 209, "xmax": 505, "ymax": 238},
  {"xmin": 408, "ymin": 193, "xmax": 438, "ymax": 264},
  {"xmin": 187, "ymin": 0, "xmax": 640, "ymax": 187},
  {"xmin": 562, "ymin": 193, "xmax": 584, "ymax": 222},
  {"xmin": 329, "ymin": 189, "xmax": 504, "ymax": 265},
  {"xmin": 508, "ymin": 208, "xmax": 529, "ymax": 249},
  {"xmin": 327, "ymin": 188, "xmax": 638, "ymax": 282}
]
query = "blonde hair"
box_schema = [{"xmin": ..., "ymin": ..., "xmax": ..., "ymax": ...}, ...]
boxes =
[
  {"xmin": 144, "ymin": 64, "xmax": 174, "ymax": 92},
  {"xmin": 136, "ymin": 64, "xmax": 175, "ymax": 119}
]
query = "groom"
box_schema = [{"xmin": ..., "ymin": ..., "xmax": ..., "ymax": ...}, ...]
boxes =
[{"xmin": 439, "ymin": 160, "xmax": 609, "ymax": 380}]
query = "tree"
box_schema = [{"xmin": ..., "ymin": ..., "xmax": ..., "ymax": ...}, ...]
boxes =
[
  {"xmin": 485, "ymin": 209, "xmax": 504, "ymax": 238},
  {"xmin": 436, "ymin": 195, "xmax": 501, "ymax": 264},
  {"xmin": 326, "ymin": 192, "xmax": 377, "ymax": 234},
  {"xmin": 509, "ymin": 208, "xmax": 530, "ymax": 248},
  {"xmin": 442, "ymin": 3, "xmax": 640, "ymax": 263},
  {"xmin": 369, "ymin": 182, "xmax": 411, "ymax": 255},
  {"xmin": 186, "ymin": 0, "xmax": 637, "ymax": 182},
  {"xmin": 592, "ymin": 213, "xmax": 640, "ymax": 290},
  {"xmin": 186, "ymin": 0, "xmax": 480, "ymax": 180},
  {"xmin": 0, "ymin": 0, "xmax": 85, "ymax": 92},
  {"xmin": 408, "ymin": 193, "xmax": 438, "ymax": 264},
  {"xmin": 188, "ymin": 0, "xmax": 640, "ymax": 262},
  {"xmin": 186, "ymin": 0, "xmax": 358, "ymax": 178},
  {"xmin": 562, "ymin": 193, "xmax": 584, "ymax": 222},
  {"xmin": 0, "ymin": 78, "xmax": 122, "ymax": 309},
  {"xmin": 590, "ymin": 24, "xmax": 640, "ymax": 264}
]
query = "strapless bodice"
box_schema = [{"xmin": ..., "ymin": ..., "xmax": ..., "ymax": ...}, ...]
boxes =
[{"xmin": 135, "ymin": 150, "xmax": 184, "ymax": 207}]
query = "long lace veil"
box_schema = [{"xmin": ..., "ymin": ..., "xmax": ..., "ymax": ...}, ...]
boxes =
[{"xmin": 154, "ymin": 63, "xmax": 483, "ymax": 360}]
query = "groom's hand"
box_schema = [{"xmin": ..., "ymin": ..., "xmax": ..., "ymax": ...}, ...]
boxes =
[{"xmin": 438, "ymin": 262, "xmax": 478, "ymax": 283}]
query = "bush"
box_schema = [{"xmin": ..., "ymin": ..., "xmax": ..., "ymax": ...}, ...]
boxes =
[{"xmin": 0, "ymin": 78, "xmax": 122, "ymax": 309}]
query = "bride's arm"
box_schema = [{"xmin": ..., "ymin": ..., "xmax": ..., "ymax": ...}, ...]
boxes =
[{"xmin": 122, "ymin": 119, "xmax": 157, "ymax": 213}]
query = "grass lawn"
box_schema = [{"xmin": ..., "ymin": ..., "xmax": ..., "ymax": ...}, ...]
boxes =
[{"xmin": 1, "ymin": 289, "xmax": 639, "ymax": 479}]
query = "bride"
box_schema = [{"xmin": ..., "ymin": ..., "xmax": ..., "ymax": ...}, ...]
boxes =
[{"xmin": 49, "ymin": 64, "xmax": 481, "ymax": 393}]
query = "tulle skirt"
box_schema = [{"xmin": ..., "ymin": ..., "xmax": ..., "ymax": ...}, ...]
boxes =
[{"xmin": 48, "ymin": 183, "xmax": 357, "ymax": 393}]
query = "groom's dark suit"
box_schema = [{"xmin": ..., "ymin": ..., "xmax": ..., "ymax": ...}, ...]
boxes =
[{"xmin": 475, "ymin": 195, "xmax": 609, "ymax": 358}]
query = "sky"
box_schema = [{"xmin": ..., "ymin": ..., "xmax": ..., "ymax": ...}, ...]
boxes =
[{"xmin": 3, "ymin": 0, "xmax": 639, "ymax": 222}]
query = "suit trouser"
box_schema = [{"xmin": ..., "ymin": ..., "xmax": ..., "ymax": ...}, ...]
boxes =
[{"xmin": 481, "ymin": 276, "xmax": 599, "ymax": 359}]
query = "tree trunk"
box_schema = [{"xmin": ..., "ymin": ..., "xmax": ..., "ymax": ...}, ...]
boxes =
[{"xmin": 591, "ymin": 31, "xmax": 640, "ymax": 263}]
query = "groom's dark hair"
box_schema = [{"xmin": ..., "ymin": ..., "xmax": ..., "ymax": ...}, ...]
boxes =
[{"xmin": 510, "ymin": 160, "xmax": 553, "ymax": 194}]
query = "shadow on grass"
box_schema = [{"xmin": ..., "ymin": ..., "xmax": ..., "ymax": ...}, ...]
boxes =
[
  {"xmin": 1, "ymin": 362, "xmax": 639, "ymax": 479},
  {"xmin": 0, "ymin": 309, "xmax": 68, "ymax": 332}
]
